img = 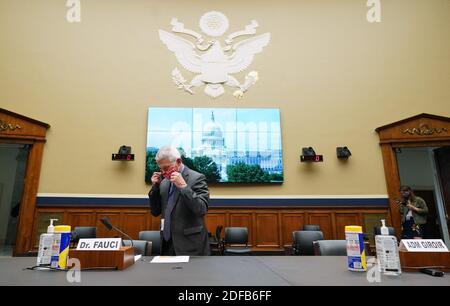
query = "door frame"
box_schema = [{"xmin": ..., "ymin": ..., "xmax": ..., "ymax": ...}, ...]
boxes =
[
  {"xmin": 429, "ymin": 148, "xmax": 450, "ymax": 245},
  {"xmin": 375, "ymin": 113, "xmax": 450, "ymax": 239},
  {"xmin": 0, "ymin": 108, "xmax": 50, "ymax": 255}
]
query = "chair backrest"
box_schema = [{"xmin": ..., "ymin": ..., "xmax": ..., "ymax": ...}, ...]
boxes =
[
  {"xmin": 215, "ymin": 225, "xmax": 223, "ymax": 241},
  {"xmin": 138, "ymin": 231, "xmax": 161, "ymax": 255},
  {"xmin": 224, "ymin": 227, "xmax": 248, "ymax": 245},
  {"xmin": 73, "ymin": 227, "xmax": 97, "ymax": 241},
  {"xmin": 313, "ymin": 240, "xmax": 347, "ymax": 256},
  {"xmin": 123, "ymin": 239, "xmax": 151, "ymax": 256},
  {"xmin": 373, "ymin": 226, "xmax": 396, "ymax": 236},
  {"xmin": 303, "ymin": 225, "xmax": 320, "ymax": 231},
  {"xmin": 292, "ymin": 230, "xmax": 324, "ymax": 255}
]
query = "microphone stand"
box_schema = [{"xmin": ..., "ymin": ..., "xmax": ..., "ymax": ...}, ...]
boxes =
[
  {"xmin": 100, "ymin": 217, "xmax": 134, "ymax": 248},
  {"xmin": 111, "ymin": 226, "xmax": 134, "ymax": 248}
]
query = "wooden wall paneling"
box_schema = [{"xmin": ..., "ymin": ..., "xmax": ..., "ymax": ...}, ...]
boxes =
[
  {"xmin": 251, "ymin": 212, "xmax": 257, "ymax": 248},
  {"xmin": 149, "ymin": 214, "xmax": 161, "ymax": 231},
  {"xmin": 121, "ymin": 210, "xmax": 149, "ymax": 239},
  {"xmin": 229, "ymin": 213, "xmax": 253, "ymax": 246},
  {"xmin": 281, "ymin": 213, "xmax": 305, "ymax": 246},
  {"xmin": 331, "ymin": 212, "xmax": 337, "ymax": 240},
  {"xmin": 335, "ymin": 213, "xmax": 361, "ymax": 240},
  {"xmin": 226, "ymin": 211, "xmax": 230, "ymax": 230},
  {"xmin": 205, "ymin": 213, "xmax": 227, "ymax": 238},
  {"xmin": 358, "ymin": 212, "xmax": 364, "ymax": 232},
  {"xmin": 66, "ymin": 209, "xmax": 96, "ymax": 228},
  {"xmin": 255, "ymin": 213, "xmax": 280, "ymax": 248},
  {"xmin": 32, "ymin": 207, "xmax": 391, "ymax": 252},
  {"xmin": 148, "ymin": 213, "xmax": 161, "ymax": 231},
  {"xmin": 277, "ymin": 212, "xmax": 283, "ymax": 250},
  {"xmin": 32, "ymin": 208, "xmax": 65, "ymax": 248},
  {"xmin": 308, "ymin": 213, "xmax": 333, "ymax": 239},
  {"xmin": 95, "ymin": 210, "xmax": 122, "ymax": 238},
  {"xmin": 147, "ymin": 214, "xmax": 153, "ymax": 230}
]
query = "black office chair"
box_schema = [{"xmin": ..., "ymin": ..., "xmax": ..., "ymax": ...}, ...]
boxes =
[
  {"xmin": 71, "ymin": 227, "xmax": 97, "ymax": 246},
  {"xmin": 223, "ymin": 227, "xmax": 252, "ymax": 255},
  {"xmin": 313, "ymin": 240, "xmax": 347, "ymax": 256},
  {"xmin": 303, "ymin": 225, "xmax": 320, "ymax": 231},
  {"xmin": 216, "ymin": 225, "xmax": 223, "ymax": 241},
  {"xmin": 138, "ymin": 230, "xmax": 161, "ymax": 255},
  {"xmin": 373, "ymin": 226, "xmax": 396, "ymax": 236},
  {"xmin": 73, "ymin": 226, "xmax": 97, "ymax": 239},
  {"xmin": 209, "ymin": 225, "xmax": 223, "ymax": 255},
  {"xmin": 123, "ymin": 240, "xmax": 151, "ymax": 256},
  {"xmin": 292, "ymin": 230, "xmax": 324, "ymax": 255}
]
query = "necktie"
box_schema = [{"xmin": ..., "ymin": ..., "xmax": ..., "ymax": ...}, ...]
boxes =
[{"xmin": 163, "ymin": 183, "xmax": 176, "ymax": 241}]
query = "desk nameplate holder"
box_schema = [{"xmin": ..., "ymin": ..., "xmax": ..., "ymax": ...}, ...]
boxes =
[
  {"xmin": 69, "ymin": 246, "xmax": 135, "ymax": 270},
  {"xmin": 399, "ymin": 239, "xmax": 450, "ymax": 272}
]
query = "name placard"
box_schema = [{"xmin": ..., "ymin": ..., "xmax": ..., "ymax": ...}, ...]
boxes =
[
  {"xmin": 399, "ymin": 239, "xmax": 449, "ymax": 252},
  {"xmin": 76, "ymin": 238, "xmax": 122, "ymax": 251}
]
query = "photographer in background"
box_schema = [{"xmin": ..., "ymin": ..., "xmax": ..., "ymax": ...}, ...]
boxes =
[{"xmin": 397, "ymin": 186, "xmax": 429, "ymax": 239}]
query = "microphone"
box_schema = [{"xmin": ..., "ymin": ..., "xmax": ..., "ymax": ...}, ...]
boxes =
[
  {"xmin": 70, "ymin": 230, "xmax": 80, "ymax": 245},
  {"xmin": 100, "ymin": 217, "xmax": 134, "ymax": 247},
  {"xmin": 100, "ymin": 217, "xmax": 113, "ymax": 230}
]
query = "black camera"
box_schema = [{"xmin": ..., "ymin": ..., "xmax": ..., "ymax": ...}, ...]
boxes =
[
  {"xmin": 112, "ymin": 145, "xmax": 134, "ymax": 161},
  {"xmin": 336, "ymin": 146, "xmax": 351, "ymax": 159},
  {"xmin": 302, "ymin": 147, "xmax": 316, "ymax": 157},
  {"xmin": 118, "ymin": 145, "xmax": 131, "ymax": 155}
]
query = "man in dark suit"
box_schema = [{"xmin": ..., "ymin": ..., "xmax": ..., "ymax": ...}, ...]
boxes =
[{"xmin": 148, "ymin": 146, "xmax": 210, "ymax": 255}]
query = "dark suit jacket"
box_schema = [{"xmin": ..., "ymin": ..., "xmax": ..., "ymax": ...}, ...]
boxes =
[{"xmin": 148, "ymin": 165, "xmax": 210, "ymax": 255}]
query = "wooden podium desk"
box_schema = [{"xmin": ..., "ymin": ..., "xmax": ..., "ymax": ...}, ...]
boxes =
[{"xmin": 69, "ymin": 246, "xmax": 135, "ymax": 270}]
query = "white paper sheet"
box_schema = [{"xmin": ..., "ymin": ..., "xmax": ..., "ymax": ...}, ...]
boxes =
[
  {"xmin": 134, "ymin": 254, "xmax": 142, "ymax": 262},
  {"xmin": 150, "ymin": 256, "xmax": 190, "ymax": 263}
]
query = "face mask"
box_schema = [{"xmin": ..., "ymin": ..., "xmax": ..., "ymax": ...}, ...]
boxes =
[
  {"xmin": 401, "ymin": 191, "xmax": 410, "ymax": 198},
  {"xmin": 161, "ymin": 165, "xmax": 177, "ymax": 179}
]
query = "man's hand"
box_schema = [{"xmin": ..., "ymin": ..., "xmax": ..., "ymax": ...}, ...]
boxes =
[
  {"xmin": 406, "ymin": 204, "xmax": 417, "ymax": 212},
  {"xmin": 170, "ymin": 172, "xmax": 187, "ymax": 189},
  {"xmin": 151, "ymin": 172, "xmax": 162, "ymax": 186}
]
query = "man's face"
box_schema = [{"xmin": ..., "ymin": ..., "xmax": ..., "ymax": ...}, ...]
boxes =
[
  {"xmin": 158, "ymin": 158, "xmax": 181, "ymax": 179},
  {"xmin": 400, "ymin": 189, "xmax": 411, "ymax": 199}
]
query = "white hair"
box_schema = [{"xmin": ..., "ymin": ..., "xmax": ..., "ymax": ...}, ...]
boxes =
[{"xmin": 155, "ymin": 146, "xmax": 181, "ymax": 162}]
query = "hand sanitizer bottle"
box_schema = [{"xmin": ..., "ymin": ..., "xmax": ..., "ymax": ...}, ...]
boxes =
[
  {"xmin": 375, "ymin": 219, "xmax": 401, "ymax": 276},
  {"xmin": 380, "ymin": 219, "xmax": 389, "ymax": 235},
  {"xmin": 36, "ymin": 219, "xmax": 58, "ymax": 267}
]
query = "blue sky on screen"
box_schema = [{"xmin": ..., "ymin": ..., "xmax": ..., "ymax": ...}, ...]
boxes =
[{"xmin": 147, "ymin": 108, "xmax": 281, "ymax": 155}]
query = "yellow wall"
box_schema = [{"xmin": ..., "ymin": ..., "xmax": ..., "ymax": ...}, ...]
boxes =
[{"xmin": 1, "ymin": 0, "xmax": 449, "ymax": 196}]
